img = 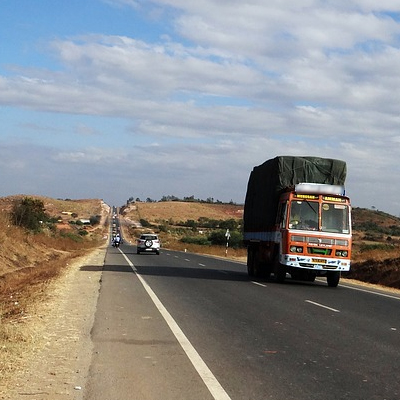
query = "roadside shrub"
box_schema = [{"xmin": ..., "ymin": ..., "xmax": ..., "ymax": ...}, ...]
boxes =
[
  {"xmin": 180, "ymin": 236, "xmax": 211, "ymax": 245},
  {"xmin": 219, "ymin": 219, "xmax": 240, "ymax": 230},
  {"xmin": 90, "ymin": 215, "xmax": 101, "ymax": 225},
  {"xmin": 60, "ymin": 231, "xmax": 83, "ymax": 242},
  {"xmin": 363, "ymin": 232, "xmax": 384, "ymax": 241},
  {"xmin": 208, "ymin": 230, "xmax": 244, "ymax": 249},
  {"xmin": 360, "ymin": 243, "xmax": 395, "ymax": 252},
  {"xmin": 140, "ymin": 218, "xmax": 153, "ymax": 228},
  {"xmin": 11, "ymin": 197, "xmax": 50, "ymax": 233}
]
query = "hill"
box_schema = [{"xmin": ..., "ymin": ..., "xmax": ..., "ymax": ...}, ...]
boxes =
[{"xmin": 121, "ymin": 201, "xmax": 243, "ymax": 224}]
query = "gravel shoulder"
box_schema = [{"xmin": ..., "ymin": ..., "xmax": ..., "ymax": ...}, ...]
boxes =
[{"xmin": 0, "ymin": 247, "xmax": 106, "ymax": 400}]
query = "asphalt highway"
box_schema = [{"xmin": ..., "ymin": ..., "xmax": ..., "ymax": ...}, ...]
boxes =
[{"xmin": 83, "ymin": 242, "xmax": 400, "ymax": 400}]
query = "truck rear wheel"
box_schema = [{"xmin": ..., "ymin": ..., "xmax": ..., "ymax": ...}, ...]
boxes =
[
  {"xmin": 273, "ymin": 254, "xmax": 286, "ymax": 283},
  {"xmin": 247, "ymin": 247, "xmax": 256, "ymax": 277},
  {"xmin": 327, "ymin": 271, "xmax": 340, "ymax": 287},
  {"xmin": 248, "ymin": 246, "xmax": 264, "ymax": 277}
]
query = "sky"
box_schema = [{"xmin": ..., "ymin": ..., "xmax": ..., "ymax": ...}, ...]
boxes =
[{"xmin": 1, "ymin": 1, "xmax": 400, "ymax": 215}]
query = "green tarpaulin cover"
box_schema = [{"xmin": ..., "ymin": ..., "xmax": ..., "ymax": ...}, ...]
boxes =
[{"xmin": 244, "ymin": 156, "xmax": 347, "ymax": 232}]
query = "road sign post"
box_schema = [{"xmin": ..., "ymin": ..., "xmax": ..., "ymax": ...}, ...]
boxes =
[{"xmin": 225, "ymin": 229, "xmax": 230, "ymax": 256}]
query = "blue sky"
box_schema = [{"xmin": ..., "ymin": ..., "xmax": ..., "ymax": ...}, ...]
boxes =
[{"xmin": 1, "ymin": 1, "xmax": 400, "ymax": 215}]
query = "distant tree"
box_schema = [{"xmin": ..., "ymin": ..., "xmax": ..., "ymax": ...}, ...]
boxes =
[
  {"xmin": 90, "ymin": 215, "xmax": 101, "ymax": 225},
  {"xmin": 183, "ymin": 195, "xmax": 193, "ymax": 202},
  {"xmin": 219, "ymin": 219, "xmax": 239, "ymax": 230},
  {"xmin": 11, "ymin": 197, "xmax": 49, "ymax": 232},
  {"xmin": 140, "ymin": 218, "xmax": 152, "ymax": 227},
  {"xmin": 186, "ymin": 219, "xmax": 198, "ymax": 230},
  {"xmin": 161, "ymin": 195, "xmax": 181, "ymax": 202}
]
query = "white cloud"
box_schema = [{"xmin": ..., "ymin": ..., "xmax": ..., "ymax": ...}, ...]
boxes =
[{"xmin": 1, "ymin": 1, "xmax": 400, "ymax": 214}]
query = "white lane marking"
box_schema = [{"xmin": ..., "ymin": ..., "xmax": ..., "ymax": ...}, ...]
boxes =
[
  {"xmin": 305, "ymin": 300, "xmax": 340, "ymax": 313},
  {"xmin": 252, "ymin": 281, "xmax": 267, "ymax": 288},
  {"xmin": 199, "ymin": 263, "xmax": 206, "ymax": 267},
  {"xmin": 339, "ymin": 283, "xmax": 400, "ymax": 301},
  {"xmin": 315, "ymin": 278, "xmax": 400, "ymax": 301},
  {"xmin": 120, "ymin": 250, "xmax": 232, "ymax": 400},
  {"xmin": 185, "ymin": 258, "xmax": 191, "ymax": 262}
]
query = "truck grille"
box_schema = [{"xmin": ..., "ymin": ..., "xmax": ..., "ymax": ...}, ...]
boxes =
[{"xmin": 307, "ymin": 247, "xmax": 332, "ymax": 255}]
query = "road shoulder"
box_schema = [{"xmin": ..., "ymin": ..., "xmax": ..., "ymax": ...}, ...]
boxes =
[{"xmin": 1, "ymin": 247, "xmax": 105, "ymax": 400}]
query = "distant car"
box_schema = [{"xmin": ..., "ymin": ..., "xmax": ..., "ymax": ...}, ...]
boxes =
[{"xmin": 137, "ymin": 234, "xmax": 160, "ymax": 255}]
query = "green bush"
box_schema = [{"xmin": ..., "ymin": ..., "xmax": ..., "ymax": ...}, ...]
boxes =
[
  {"xmin": 208, "ymin": 230, "xmax": 244, "ymax": 248},
  {"xmin": 180, "ymin": 236, "xmax": 211, "ymax": 245},
  {"xmin": 11, "ymin": 197, "xmax": 50, "ymax": 233},
  {"xmin": 360, "ymin": 243, "xmax": 395, "ymax": 252},
  {"xmin": 140, "ymin": 218, "xmax": 152, "ymax": 228},
  {"xmin": 90, "ymin": 215, "xmax": 101, "ymax": 225},
  {"xmin": 60, "ymin": 231, "xmax": 83, "ymax": 242}
]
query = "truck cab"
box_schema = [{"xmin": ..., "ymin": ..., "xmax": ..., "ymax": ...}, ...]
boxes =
[
  {"xmin": 246, "ymin": 183, "xmax": 352, "ymax": 287},
  {"xmin": 275, "ymin": 184, "xmax": 351, "ymax": 286}
]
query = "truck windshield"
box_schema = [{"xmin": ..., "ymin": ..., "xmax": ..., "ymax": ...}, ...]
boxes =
[
  {"xmin": 288, "ymin": 200, "xmax": 350, "ymax": 233},
  {"xmin": 321, "ymin": 203, "xmax": 350, "ymax": 234},
  {"xmin": 289, "ymin": 200, "xmax": 319, "ymax": 230}
]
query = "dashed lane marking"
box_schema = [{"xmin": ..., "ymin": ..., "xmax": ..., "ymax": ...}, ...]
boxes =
[{"xmin": 305, "ymin": 300, "xmax": 340, "ymax": 313}]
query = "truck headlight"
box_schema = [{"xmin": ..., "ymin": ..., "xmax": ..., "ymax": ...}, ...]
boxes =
[
  {"xmin": 290, "ymin": 246, "xmax": 303, "ymax": 253},
  {"xmin": 335, "ymin": 250, "xmax": 348, "ymax": 257}
]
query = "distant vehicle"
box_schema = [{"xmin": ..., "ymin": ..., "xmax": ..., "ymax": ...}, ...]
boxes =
[
  {"xmin": 112, "ymin": 235, "xmax": 121, "ymax": 248},
  {"xmin": 137, "ymin": 234, "xmax": 160, "ymax": 255}
]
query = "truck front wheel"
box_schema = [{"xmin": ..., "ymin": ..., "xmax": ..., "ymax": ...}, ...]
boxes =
[{"xmin": 327, "ymin": 271, "xmax": 340, "ymax": 287}]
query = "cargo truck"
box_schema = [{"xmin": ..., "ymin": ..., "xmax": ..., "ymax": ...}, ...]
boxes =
[{"xmin": 243, "ymin": 156, "xmax": 352, "ymax": 287}]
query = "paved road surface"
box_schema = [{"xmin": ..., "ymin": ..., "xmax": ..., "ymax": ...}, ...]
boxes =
[{"xmin": 83, "ymin": 242, "xmax": 400, "ymax": 400}]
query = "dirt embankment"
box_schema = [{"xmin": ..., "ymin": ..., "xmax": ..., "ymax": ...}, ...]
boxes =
[
  {"xmin": 0, "ymin": 247, "xmax": 106, "ymax": 399},
  {"xmin": 0, "ymin": 198, "xmax": 110, "ymax": 319},
  {"xmin": 0, "ymin": 196, "xmax": 110, "ymax": 398}
]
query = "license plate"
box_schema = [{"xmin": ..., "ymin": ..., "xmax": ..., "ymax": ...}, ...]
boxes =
[{"xmin": 312, "ymin": 258, "xmax": 326, "ymax": 264}]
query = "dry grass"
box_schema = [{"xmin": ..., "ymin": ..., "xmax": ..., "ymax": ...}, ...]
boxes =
[
  {"xmin": 0, "ymin": 195, "xmax": 103, "ymax": 218},
  {"xmin": 0, "ymin": 246, "xmax": 97, "ymax": 378},
  {"xmin": 0, "ymin": 197, "xmax": 109, "ymax": 378},
  {"xmin": 159, "ymin": 234, "xmax": 247, "ymax": 261},
  {"xmin": 124, "ymin": 201, "xmax": 243, "ymax": 224}
]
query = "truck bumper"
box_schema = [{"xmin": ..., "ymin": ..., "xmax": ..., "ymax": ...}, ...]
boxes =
[{"xmin": 282, "ymin": 254, "xmax": 350, "ymax": 272}]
